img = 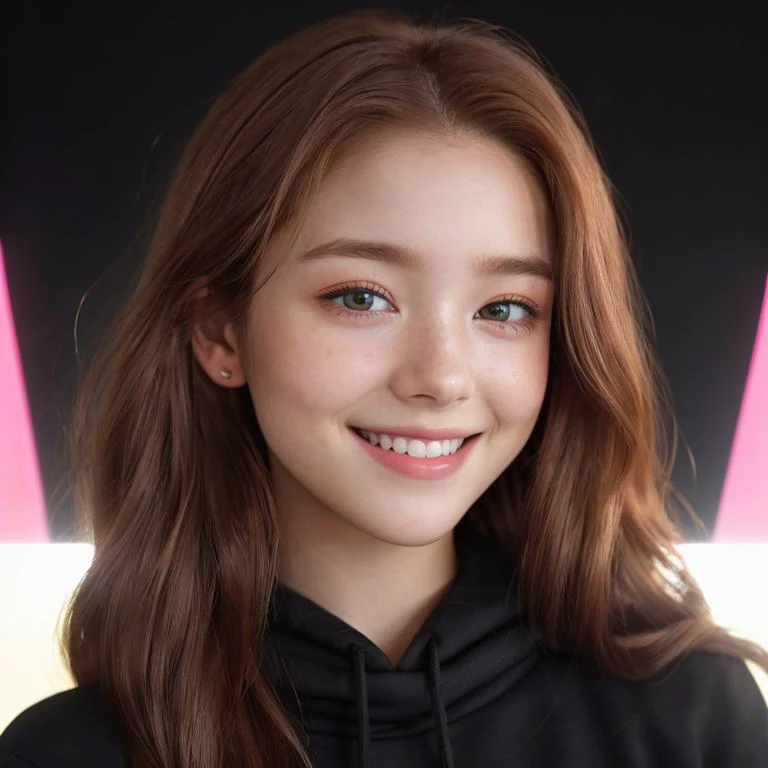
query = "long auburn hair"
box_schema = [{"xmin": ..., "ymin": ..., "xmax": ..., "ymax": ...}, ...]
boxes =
[{"xmin": 60, "ymin": 7, "xmax": 768, "ymax": 768}]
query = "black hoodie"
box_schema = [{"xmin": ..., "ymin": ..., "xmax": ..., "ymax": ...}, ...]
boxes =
[{"xmin": 2, "ymin": 517, "xmax": 767, "ymax": 767}]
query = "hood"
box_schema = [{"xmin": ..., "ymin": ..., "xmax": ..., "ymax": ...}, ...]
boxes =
[{"xmin": 264, "ymin": 516, "xmax": 544, "ymax": 768}]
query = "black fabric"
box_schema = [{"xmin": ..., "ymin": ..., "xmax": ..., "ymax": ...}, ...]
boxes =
[
  {"xmin": 2, "ymin": 517, "xmax": 768, "ymax": 767},
  {"xmin": 0, "ymin": 680, "xmax": 125, "ymax": 767},
  {"xmin": 263, "ymin": 516, "xmax": 541, "ymax": 766}
]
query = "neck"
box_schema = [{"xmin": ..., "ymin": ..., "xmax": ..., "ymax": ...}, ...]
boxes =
[{"xmin": 276, "ymin": 505, "xmax": 457, "ymax": 666}]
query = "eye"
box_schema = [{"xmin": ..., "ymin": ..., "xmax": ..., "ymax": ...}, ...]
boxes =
[
  {"xmin": 334, "ymin": 289, "xmax": 391, "ymax": 312},
  {"xmin": 321, "ymin": 282, "xmax": 394, "ymax": 313},
  {"xmin": 476, "ymin": 301, "xmax": 531, "ymax": 323},
  {"xmin": 320, "ymin": 283, "xmax": 540, "ymax": 333}
]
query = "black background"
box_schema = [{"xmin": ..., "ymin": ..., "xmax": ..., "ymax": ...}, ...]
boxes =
[{"xmin": 1, "ymin": 2, "xmax": 766, "ymax": 540}]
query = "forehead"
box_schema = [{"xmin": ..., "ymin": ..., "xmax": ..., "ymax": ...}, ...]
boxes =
[{"xmin": 263, "ymin": 129, "xmax": 554, "ymax": 277}]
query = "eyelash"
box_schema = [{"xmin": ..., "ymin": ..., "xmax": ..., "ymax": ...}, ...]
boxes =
[{"xmin": 320, "ymin": 281, "xmax": 540, "ymax": 333}]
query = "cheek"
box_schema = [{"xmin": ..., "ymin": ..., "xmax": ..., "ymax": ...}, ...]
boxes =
[
  {"xmin": 484, "ymin": 338, "xmax": 550, "ymax": 427},
  {"xmin": 246, "ymin": 311, "xmax": 383, "ymax": 421}
]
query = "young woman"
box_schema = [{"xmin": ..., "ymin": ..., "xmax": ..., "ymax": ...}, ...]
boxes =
[{"xmin": 2, "ymin": 8, "xmax": 767, "ymax": 768}]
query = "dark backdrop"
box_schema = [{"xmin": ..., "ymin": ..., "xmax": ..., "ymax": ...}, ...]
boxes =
[{"xmin": 1, "ymin": 2, "xmax": 766, "ymax": 541}]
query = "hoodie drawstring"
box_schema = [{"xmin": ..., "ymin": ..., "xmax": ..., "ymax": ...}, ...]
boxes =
[
  {"xmin": 351, "ymin": 643, "xmax": 370, "ymax": 768},
  {"xmin": 427, "ymin": 636, "xmax": 455, "ymax": 768},
  {"xmin": 348, "ymin": 637, "xmax": 455, "ymax": 768}
]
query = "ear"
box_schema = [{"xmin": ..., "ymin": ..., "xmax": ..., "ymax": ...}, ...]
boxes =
[{"xmin": 190, "ymin": 286, "xmax": 247, "ymax": 388}]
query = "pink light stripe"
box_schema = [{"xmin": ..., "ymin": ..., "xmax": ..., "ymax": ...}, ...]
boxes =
[
  {"xmin": 716, "ymin": 273, "xmax": 768, "ymax": 541},
  {"xmin": 0, "ymin": 241, "xmax": 49, "ymax": 541}
]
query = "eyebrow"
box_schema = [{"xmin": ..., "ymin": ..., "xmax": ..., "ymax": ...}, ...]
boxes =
[{"xmin": 297, "ymin": 237, "xmax": 552, "ymax": 280}]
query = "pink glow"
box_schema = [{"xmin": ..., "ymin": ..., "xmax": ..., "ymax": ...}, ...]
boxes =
[
  {"xmin": 716, "ymin": 274, "xmax": 768, "ymax": 541},
  {"xmin": 0, "ymin": 242, "xmax": 49, "ymax": 541}
]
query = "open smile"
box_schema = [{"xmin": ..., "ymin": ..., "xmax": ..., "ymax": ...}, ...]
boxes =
[{"xmin": 349, "ymin": 427, "xmax": 480, "ymax": 480}]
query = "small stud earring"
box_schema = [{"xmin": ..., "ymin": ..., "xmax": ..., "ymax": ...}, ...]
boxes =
[{"xmin": 220, "ymin": 368, "xmax": 233, "ymax": 380}]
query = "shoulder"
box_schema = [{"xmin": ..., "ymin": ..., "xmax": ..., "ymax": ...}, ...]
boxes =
[
  {"xmin": 648, "ymin": 650, "xmax": 768, "ymax": 762},
  {"xmin": 569, "ymin": 648, "xmax": 768, "ymax": 764},
  {"xmin": 634, "ymin": 648, "xmax": 767, "ymax": 719},
  {"xmin": 0, "ymin": 682, "xmax": 127, "ymax": 768}
]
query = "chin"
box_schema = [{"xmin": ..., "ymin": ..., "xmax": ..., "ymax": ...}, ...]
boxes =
[{"xmin": 342, "ymin": 509, "xmax": 462, "ymax": 548}]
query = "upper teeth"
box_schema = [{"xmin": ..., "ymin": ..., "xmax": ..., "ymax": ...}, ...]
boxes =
[{"xmin": 358, "ymin": 430, "xmax": 465, "ymax": 457}]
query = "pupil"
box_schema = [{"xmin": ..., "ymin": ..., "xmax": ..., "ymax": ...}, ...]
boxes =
[
  {"xmin": 346, "ymin": 291, "xmax": 372, "ymax": 310},
  {"xmin": 487, "ymin": 303, "xmax": 509, "ymax": 321}
]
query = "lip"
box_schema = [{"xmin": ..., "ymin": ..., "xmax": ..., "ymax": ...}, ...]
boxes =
[
  {"xmin": 350, "ymin": 425, "xmax": 478, "ymax": 441},
  {"xmin": 350, "ymin": 427, "xmax": 480, "ymax": 480}
]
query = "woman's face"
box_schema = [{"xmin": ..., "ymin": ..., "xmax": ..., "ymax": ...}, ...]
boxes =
[{"xmin": 223, "ymin": 130, "xmax": 553, "ymax": 546}]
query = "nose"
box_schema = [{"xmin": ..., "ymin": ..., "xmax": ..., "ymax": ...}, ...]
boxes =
[{"xmin": 388, "ymin": 312, "xmax": 474, "ymax": 407}]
